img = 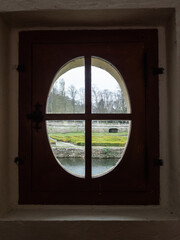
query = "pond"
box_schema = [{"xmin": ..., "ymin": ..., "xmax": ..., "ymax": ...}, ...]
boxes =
[{"xmin": 58, "ymin": 157, "xmax": 119, "ymax": 178}]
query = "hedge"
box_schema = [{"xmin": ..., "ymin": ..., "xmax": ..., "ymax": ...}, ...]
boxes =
[{"xmin": 50, "ymin": 134, "xmax": 127, "ymax": 147}]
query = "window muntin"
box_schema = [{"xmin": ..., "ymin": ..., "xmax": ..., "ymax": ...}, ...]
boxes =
[{"xmin": 46, "ymin": 57, "xmax": 131, "ymax": 178}]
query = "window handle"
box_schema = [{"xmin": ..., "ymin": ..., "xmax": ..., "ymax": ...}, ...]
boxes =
[{"xmin": 27, "ymin": 102, "xmax": 44, "ymax": 131}]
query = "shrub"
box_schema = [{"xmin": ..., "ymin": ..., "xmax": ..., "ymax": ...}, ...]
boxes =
[
  {"xmin": 50, "ymin": 133, "xmax": 127, "ymax": 147},
  {"xmin": 49, "ymin": 139, "xmax": 56, "ymax": 144}
]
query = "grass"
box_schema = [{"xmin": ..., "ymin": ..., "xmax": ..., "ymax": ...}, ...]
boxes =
[
  {"xmin": 49, "ymin": 131, "xmax": 128, "ymax": 137},
  {"xmin": 49, "ymin": 131, "xmax": 128, "ymax": 147},
  {"xmin": 49, "ymin": 139, "xmax": 56, "ymax": 144}
]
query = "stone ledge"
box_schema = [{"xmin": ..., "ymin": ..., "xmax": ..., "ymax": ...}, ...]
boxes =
[{"xmin": 53, "ymin": 146, "xmax": 124, "ymax": 159}]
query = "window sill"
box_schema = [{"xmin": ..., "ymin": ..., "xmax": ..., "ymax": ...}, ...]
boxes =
[{"xmin": 0, "ymin": 206, "xmax": 179, "ymax": 221}]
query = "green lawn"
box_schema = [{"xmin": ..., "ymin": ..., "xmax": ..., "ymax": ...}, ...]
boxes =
[{"xmin": 49, "ymin": 132, "xmax": 128, "ymax": 147}]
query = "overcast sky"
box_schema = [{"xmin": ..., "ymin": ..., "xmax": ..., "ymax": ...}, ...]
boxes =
[{"xmin": 54, "ymin": 66, "xmax": 121, "ymax": 93}]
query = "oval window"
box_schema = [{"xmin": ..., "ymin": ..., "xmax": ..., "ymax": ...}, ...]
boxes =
[{"xmin": 46, "ymin": 56, "xmax": 131, "ymax": 178}]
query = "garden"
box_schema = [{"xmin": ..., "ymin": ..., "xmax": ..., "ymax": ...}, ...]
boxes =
[
  {"xmin": 47, "ymin": 121, "xmax": 130, "ymax": 177},
  {"xmin": 49, "ymin": 131, "xmax": 128, "ymax": 147}
]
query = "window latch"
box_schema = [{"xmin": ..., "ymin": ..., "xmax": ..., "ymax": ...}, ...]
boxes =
[
  {"xmin": 14, "ymin": 157, "xmax": 23, "ymax": 165},
  {"xmin": 27, "ymin": 102, "xmax": 44, "ymax": 131},
  {"xmin": 16, "ymin": 64, "xmax": 25, "ymax": 73},
  {"xmin": 155, "ymin": 159, "xmax": 163, "ymax": 166},
  {"xmin": 153, "ymin": 67, "xmax": 164, "ymax": 75}
]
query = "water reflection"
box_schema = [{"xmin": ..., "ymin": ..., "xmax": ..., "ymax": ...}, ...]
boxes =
[
  {"xmin": 92, "ymin": 120, "xmax": 131, "ymax": 177},
  {"xmin": 47, "ymin": 120, "xmax": 131, "ymax": 178},
  {"xmin": 58, "ymin": 158, "xmax": 118, "ymax": 177}
]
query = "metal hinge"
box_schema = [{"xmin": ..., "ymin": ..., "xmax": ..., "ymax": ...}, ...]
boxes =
[
  {"xmin": 16, "ymin": 64, "xmax": 25, "ymax": 73},
  {"xmin": 14, "ymin": 157, "xmax": 23, "ymax": 165},
  {"xmin": 155, "ymin": 159, "xmax": 163, "ymax": 166},
  {"xmin": 153, "ymin": 67, "xmax": 164, "ymax": 75},
  {"xmin": 27, "ymin": 102, "xmax": 44, "ymax": 131}
]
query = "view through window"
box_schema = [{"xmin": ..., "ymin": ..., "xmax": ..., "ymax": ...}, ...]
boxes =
[{"xmin": 46, "ymin": 57, "xmax": 131, "ymax": 178}]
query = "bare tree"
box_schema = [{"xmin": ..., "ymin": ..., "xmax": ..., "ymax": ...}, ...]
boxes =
[
  {"xmin": 102, "ymin": 89, "xmax": 114, "ymax": 112},
  {"xmin": 68, "ymin": 85, "xmax": 77, "ymax": 113},
  {"xmin": 114, "ymin": 89, "xmax": 127, "ymax": 113},
  {"xmin": 77, "ymin": 87, "xmax": 85, "ymax": 112}
]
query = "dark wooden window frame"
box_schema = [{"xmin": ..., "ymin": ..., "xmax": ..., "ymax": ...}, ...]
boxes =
[{"xmin": 18, "ymin": 30, "xmax": 159, "ymax": 205}]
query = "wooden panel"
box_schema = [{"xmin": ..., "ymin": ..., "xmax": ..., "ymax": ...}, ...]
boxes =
[{"xmin": 18, "ymin": 30, "xmax": 159, "ymax": 204}]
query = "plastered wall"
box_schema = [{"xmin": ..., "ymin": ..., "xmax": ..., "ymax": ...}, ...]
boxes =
[
  {"xmin": 0, "ymin": 18, "xmax": 9, "ymax": 216},
  {"xmin": 0, "ymin": 0, "xmax": 180, "ymax": 239},
  {"xmin": 0, "ymin": 221, "xmax": 180, "ymax": 240},
  {"xmin": 0, "ymin": 0, "xmax": 179, "ymax": 11},
  {"xmin": 166, "ymin": 12, "xmax": 180, "ymax": 208}
]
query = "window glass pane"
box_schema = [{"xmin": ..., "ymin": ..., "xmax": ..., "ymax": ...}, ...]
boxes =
[
  {"xmin": 92, "ymin": 120, "xmax": 131, "ymax": 178},
  {"xmin": 46, "ymin": 120, "xmax": 85, "ymax": 178},
  {"xmin": 91, "ymin": 57, "xmax": 131, "ymax": 113},
  {"xmin": 46, "ymin": 57, "xmax": 85, "ymax": 114}
]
